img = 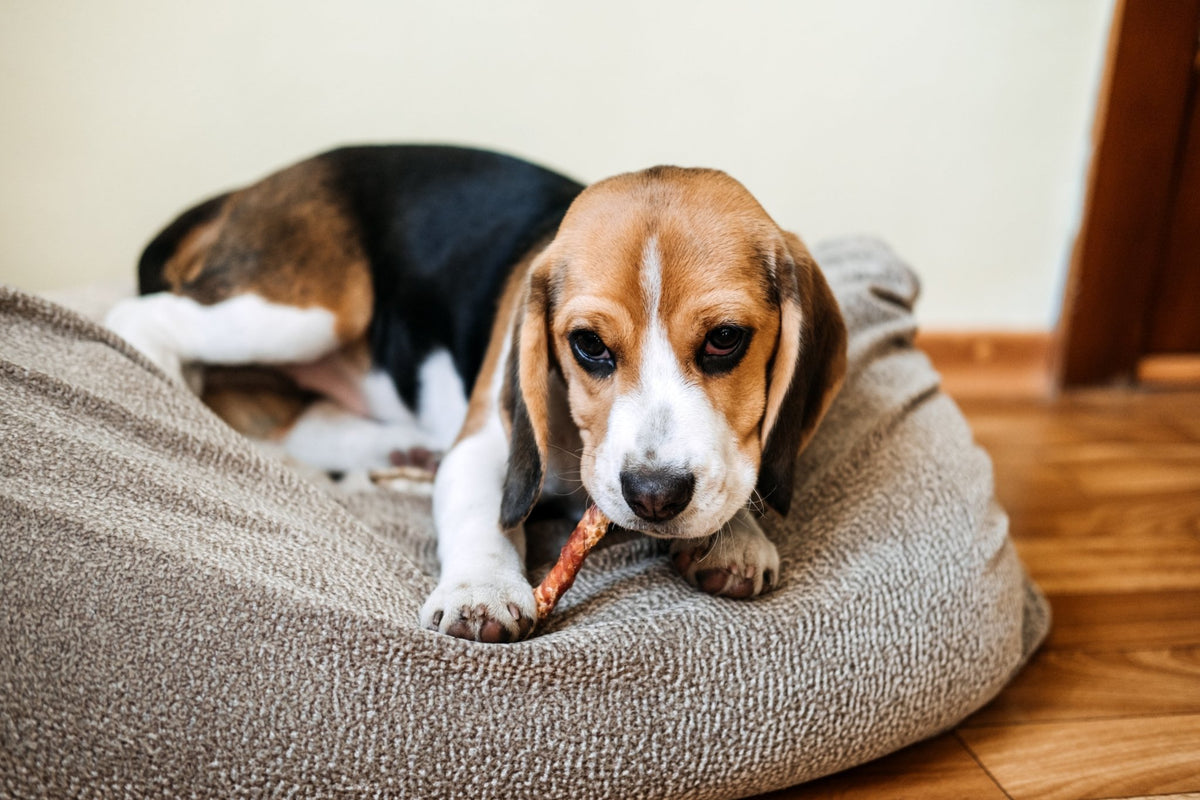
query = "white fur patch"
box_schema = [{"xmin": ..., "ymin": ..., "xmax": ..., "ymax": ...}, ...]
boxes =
[
  {"xmin": 416, "ymin": 348, "xmax": 468, "ymax": 451},
  {"xmin": 640, "ymin": 234, "xmax": 663, "ymax": 316},
  {"xmin": 105, "ymin": 292, "xmax": 339, "ymax": 381},
  {"xmin": 360, "ymin": 368, "xmax": 414, "ymax": 423}
]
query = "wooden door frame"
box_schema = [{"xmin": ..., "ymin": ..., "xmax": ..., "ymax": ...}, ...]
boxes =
[{"xmin": 1055, "ymin": 0, "xmax": 1200, "ymax": 387}]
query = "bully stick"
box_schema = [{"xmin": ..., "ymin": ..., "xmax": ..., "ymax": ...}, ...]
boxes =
[{"xmin": 533, "ymin": 504, "xmax": 611, "ymax": 621}]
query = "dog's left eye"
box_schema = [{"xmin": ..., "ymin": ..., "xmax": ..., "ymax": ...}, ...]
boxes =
[{"xmin": 698, "ymin": 325, "xmax": 751, "ymax": 374}]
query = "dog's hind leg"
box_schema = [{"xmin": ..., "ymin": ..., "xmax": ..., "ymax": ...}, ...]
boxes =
[{"xmin": 105, "ymin": 292, "xmax": 342, "ymax": 384}]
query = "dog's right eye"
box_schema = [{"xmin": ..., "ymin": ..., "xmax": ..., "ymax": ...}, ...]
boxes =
[{"xmin": 568, "ymin": 330, "xmax": 616, "ymax": 377}]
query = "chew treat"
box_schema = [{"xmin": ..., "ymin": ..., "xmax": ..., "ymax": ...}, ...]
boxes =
[{"xmin": 534, "ymin": 505, "xmax": 611, "ymax": 620}]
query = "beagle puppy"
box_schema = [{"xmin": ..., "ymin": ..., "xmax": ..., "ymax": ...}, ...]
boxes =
[{"xmin": 107, "ymin": 145, "xmax": 847, "ymax": 643}]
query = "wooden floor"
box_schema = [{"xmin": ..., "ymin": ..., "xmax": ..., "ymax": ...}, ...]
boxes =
[{"xmin": 762, "ymin": 384, "xmax": 1200, "ymax": 800}]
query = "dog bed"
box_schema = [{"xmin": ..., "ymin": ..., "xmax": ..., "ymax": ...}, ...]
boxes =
[{"xmin": 0, "ymin": 237, "xmax": 1048, "ymax": 799}]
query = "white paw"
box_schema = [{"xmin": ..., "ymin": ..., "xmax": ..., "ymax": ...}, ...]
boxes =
[
  {"xmin": 670, "ymin": 508, "xmax": 780, "ymax": 598},
  {"xmin": 420, "ymin": 568, "xmax": 537, "ymax": 643}
]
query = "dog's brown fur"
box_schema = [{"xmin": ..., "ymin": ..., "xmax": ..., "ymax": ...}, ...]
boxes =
[{"xmin": 160, "ymin": 160, "xmax": 374, "ymax": 343}]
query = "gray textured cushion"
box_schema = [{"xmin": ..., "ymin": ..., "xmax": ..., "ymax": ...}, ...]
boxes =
[{"xmin": 0, "ymin": 237, "xmax": 1048, "ymax": 799}]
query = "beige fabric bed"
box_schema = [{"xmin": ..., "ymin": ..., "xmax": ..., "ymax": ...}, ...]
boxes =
[{"xmin": 0, "ymin": 237, "xmax": 1048, "ymax": 799}]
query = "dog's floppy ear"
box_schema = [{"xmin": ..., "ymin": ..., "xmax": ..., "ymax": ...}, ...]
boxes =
[
  {"xmin": 757, "ymin": 232, "xmax": 847, "ymax": 516},
  {"xmin": 499, "ymin": 254, "xmax": 557, "ymax": 529}
]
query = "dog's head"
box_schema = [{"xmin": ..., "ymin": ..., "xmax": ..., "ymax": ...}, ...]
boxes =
[{"xmin": 501, "ymin": 166, "xmax": 846, "ymax": 538}]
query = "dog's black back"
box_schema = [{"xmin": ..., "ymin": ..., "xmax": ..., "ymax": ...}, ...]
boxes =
[
  {"xmin": 327, "ymin": 146, "xmax": 583, "ymax": 403},
  {"xmin": 137, "ymin": 145, "xmax": 584, "ymax": 406}
]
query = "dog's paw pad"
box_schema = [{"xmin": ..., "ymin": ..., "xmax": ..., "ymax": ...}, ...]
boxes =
[
  {"xmin": 420, "ymin": 577, "xmax": 535, "ymax": 643},
  {"xmin": 696, "ymin": 568, "xmax": 757, "ymax": 598},
  {"xmin": 389, "ymin": 446, "xmax": 441, "ymax": 473}
]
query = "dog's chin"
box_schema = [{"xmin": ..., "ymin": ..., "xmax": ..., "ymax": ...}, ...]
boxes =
[{"xmin": 610, "ymin": 516, "xmax": 706, "ymax": 540}]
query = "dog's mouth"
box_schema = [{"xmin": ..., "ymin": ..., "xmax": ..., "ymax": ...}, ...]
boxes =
[
  {"xmin": 608, "ymin": 515, "xmax": 698, "ymax": 540},
  {"xmin": 593, "ymin": 497, "xmax": 741, "ymax": 541}
]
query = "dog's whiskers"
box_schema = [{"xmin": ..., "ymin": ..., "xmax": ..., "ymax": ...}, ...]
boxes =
[
  {"xmin": 547, "ymin": 442, "xmax": 584, "ymax": 459},
  {"xmin": 694, "ymin": 522, "xmax": 731, "ymax": 565},
  {"xmin": 746, "ymin": 489, "xmax": 765, "ymax": 516}
]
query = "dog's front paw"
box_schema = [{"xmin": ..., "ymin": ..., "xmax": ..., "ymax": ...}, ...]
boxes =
[
  {"xmin": 670, "ymin": 509, "xmax": 780, "ymax": 598},
  {"xmin": 420, "ymin": 571, "xmax": 537, "ymax": 643}
]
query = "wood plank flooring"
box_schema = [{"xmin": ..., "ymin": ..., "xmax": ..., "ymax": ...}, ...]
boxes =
[{"xmin": 760, "ymin": 386, "xmax": 1200, "ymax": 800}]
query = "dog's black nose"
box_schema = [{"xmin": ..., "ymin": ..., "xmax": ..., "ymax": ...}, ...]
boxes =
[{"xmin": 620, "ymin": 468, "xmax": 695, "ymax": 522}]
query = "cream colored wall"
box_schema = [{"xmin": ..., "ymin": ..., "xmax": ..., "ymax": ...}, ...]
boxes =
[{"xmin": 0, "ymin": 1, "xmax": 1111, "ymax": 327}]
